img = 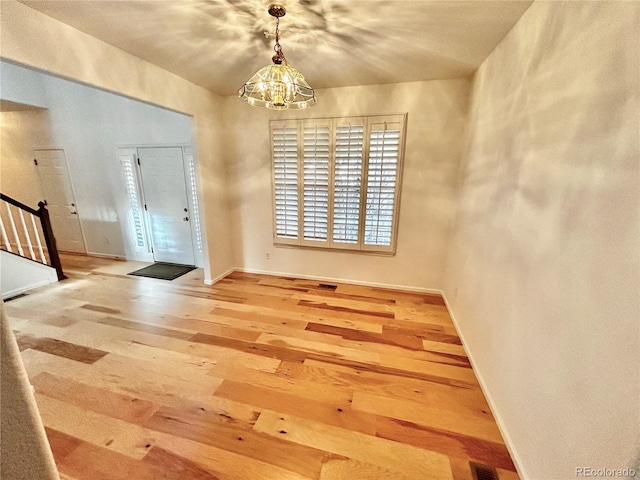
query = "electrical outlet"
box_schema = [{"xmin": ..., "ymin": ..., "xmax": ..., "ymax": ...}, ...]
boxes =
[{"xmin": 265, "ymin": 252, "xmax": 271, "ymax": 260}]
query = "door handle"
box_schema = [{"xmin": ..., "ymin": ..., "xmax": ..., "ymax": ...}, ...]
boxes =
[
  {"xmin": 71, "ymin": 211, "xmax": 77, "ymax": 215},
  {"xmin": 183, "ymin": 217, "xmax": 189, "ymax": 222}
]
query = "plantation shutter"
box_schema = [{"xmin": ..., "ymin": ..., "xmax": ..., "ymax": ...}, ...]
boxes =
[
  {"xmin": 119, "ymin": 151, "xmax": 147, "ymax": 251},
  {"xmin": 301, "ymin": 121, "xmax": 331, "ymax": 245},
  {"xmin": 333, "ymin": 121, "xmax": 364, "ymax": 248},
  {"xmin": 363, "ymin": 115, "xmax": 405, "ymax": 252},
  {"xmin": 272, "ymin": 123, "xmax": 299, "ymax": 243},
  {"xmin": 271, "ymin": 114, "xmax": 406, "ymax": 253}
]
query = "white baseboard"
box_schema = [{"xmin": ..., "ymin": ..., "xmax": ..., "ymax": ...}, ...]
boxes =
[
  {"xmin": 2, "ymin": 280, "xmax": 53, "ymax": 300},
  {"xmin": 85, "ymin": 251, "xmax": 127, "ymax": 260},
  {"xmin": 441, "ymin": 291, "xmax": 529, "ymax": 480},
  {"xmin": 204, "ymin": 267, "xmax": 236, "ymax": 285},
  {"xmin": 235, "ymin": 267, "xmax": 443, "ymax": 295}
]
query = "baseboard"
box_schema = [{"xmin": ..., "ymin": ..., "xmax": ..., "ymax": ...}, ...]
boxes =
[
  {"xmin": 204, "ymin": 267, "xmax": 236, "ymax": 285},
  {"xmin": 236, "ymin": 267, "xmax": 443, "ymax": 295},
  {"xmin": 85, "ymin": 251, "xmax": 127, "ymax": 260},
  {"xmin": 441, "ymin": 291, "xmax": 529, "ymax": 480},
  {"xmin": 1, "ymin": 280, "xmax": 53, "ymax": 300}
]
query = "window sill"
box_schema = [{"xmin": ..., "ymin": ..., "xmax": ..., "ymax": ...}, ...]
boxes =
[{"xmin": 273, "ymin": 241, "xmax": 396, "ymax": 256}]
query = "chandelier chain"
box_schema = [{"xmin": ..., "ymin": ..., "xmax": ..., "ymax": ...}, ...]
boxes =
[{"xmin": 272, "ymin": 15, "xmax": 286, "ymax": 62}]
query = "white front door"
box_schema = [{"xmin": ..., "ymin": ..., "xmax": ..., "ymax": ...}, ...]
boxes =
[
  {"xmin": 138, "ymin": 147, "xmax": 195, "ymax": 265},
  {"xmin": 34, "ymin": 149, "xmax": 85, "ymax": 254}
]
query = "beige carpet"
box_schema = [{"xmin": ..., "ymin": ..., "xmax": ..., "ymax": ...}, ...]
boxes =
[{"xmin": 1, "ymin": 303, "xmax": 59, "ymax": 479}]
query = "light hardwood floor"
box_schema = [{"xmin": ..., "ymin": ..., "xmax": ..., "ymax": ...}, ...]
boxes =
[{"xmin": 5, "ymin": 254, "xmax": 520, "ymax": 480}]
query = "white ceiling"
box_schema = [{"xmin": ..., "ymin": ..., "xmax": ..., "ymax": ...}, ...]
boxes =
[{"xmin": 21, "ymin": 0, "xmax": 533, "ymax": 96}]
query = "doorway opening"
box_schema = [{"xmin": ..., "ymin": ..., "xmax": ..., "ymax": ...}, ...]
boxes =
[
  {"xmin": 33, "ymin": 148, "xmax": 86, "ymax": 254},
  {"xmin": 118, "ymin": 146, "xmax": 202, "ymax": 267}
]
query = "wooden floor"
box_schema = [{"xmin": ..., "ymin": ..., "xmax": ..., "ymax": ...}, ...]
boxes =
[{"xmin": 5, "ymin": 254, "xmax": 520, "ymax": 480}]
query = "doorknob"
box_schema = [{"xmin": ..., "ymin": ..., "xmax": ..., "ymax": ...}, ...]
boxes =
[
  {"xmin": 184, "ymin": 208, "xmax": 188, "ymax": 212},
  {"xmin": 183, "ymin": 217, "xmax": 189, "ymax": 222}
]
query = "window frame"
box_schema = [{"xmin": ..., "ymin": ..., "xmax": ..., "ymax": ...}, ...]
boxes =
[{"xmin": 270, "ymin": 113, "xmax": 407, "ymax": 255}]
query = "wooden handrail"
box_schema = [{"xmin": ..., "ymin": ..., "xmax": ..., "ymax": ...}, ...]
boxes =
[
  {"xmin": 0, "ymin": 193, "xmax": 39, "ymax": 216},
  {"xmin": 0, "ymin": 193, "xmax": 66, "ymax": 281}
]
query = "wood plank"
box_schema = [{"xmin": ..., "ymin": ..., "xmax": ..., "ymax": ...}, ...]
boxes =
[
  {"xmin": 214, "ymin": 379, "xmax": 377, "ymax": 435},
  {"xmin": 96, "ymin": 316, "xmax": 197, "ymax": 341},
  {"xmin": 450, "ymin": 456, "xmax": 475, "ymax": 480},
  {"xmin": 35, "ymin": 393, "xmax": 156, "ymax": 460},
  {"xmin": 297, "ymin": 299, "xmax": 395, "ymax": 319},
  {"xmin": 319, "ymin": 458, "xmax": 415, "ymax": 480},
  {"xmin": 300, "ymin": 359, "xmax": 486, "ymax": 409},
  {"xmin": 254, "ymin": 410, "xmax": 453, "ymax": 480},
  {"xmin": 255, "ymin": 332, "xmax": 381, "ymax": 365},
  {"xmin": 32, "ymin": 372, "xmax": 160, "ymax": 424},
  {"xmin": 152, "ymin": 434, "xmax": 316, "ymax": 480},
  {"xmin": 207, "ymin": 361, "xmax": 353, "ymax": 405},
  {"xmin": 306, "ymin": 322, "xmax": 424, "ymax": 350},
  {"xmin": 212, "ymin": 304, "xmax": 383, "ymax": 333},
  {"xmin": 305, "ymin": 323, "xmax": 471, "ymax": 367},
  {"xmin": 143, "ymin": 447, "xmax": 222, "ymax": 480},
  {"xmin": 58, "ymin": 440, "xmax": 220, "ymax": 480},
  {"xmin": 376, "ymin": 417, "xmax": 516, "ymax": 470},
  {"xmin": 189, "ymin": 332, "xmax": 309, "ymax": 363},
  {"xmin": 21, "ymin": 349, "xmax": 224, "ymax": 409},
  {"xmin": 352, "ymin": 391, "xmax": 504, "ymax": 444},
  {"xmin": 65, "ymin": 320, "xmax": 281, "ymax": 373},
  {"xmin": 15, "ymin": 333, "xmax": 108, "ymax": 364},
  {"xmin": 144, "ymin": 404, "xmax": 335, "ymax": 479},
  {"xmin": 498, "ymin": 467, "xmax": 523, "ymax": 480},
  {"xmin": 45, "ymin": 427, "xmax": 82, "ymax": 462}
]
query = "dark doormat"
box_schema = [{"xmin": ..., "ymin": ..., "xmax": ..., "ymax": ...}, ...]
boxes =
[{"xmin": 128, "ymin": 262, "xmax": 196, "ymax": 281}]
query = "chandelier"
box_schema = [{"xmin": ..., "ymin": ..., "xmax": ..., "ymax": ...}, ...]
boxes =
[{"xmin": 238, "ymin": 4, "xmax": 316, "ymax": 110}]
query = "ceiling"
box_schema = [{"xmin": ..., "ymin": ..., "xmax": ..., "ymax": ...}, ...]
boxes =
[{"xmin": 21, "ymin": 0, "xmax": 533, "ymax": 96}]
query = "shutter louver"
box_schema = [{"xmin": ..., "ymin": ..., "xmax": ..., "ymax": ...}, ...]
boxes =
[
  {"xmin": 120, "ymin": 154, "xmax": 146, "ymax": 250},
  {"xmin": 333, "ymin": 124, "xmax": 363, "ymax": 244},
  {"xmin": 364, "ymin": 128, "xmax": 400, "ymax": 247},
  {"xmin": 302, "ymin": 125, "xmax": 330, "ymax": 242},
  {"xmin": 185, "ymin": 154, "xmax": 202, "ymax": 252},
  {"xmin": 273, "ymin": 126, "xmax": 299, "ymax": 239}
]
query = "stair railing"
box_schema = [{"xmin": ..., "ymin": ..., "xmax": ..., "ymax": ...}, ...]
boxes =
[{"xmin": 0, "ymin": 193, "xmax": 65, "ymax": 280}]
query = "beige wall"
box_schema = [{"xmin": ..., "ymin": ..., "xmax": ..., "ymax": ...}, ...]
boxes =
[
  {"xmin": 444, "ymin": 2, "xmax": 640, "ymax": 479},
  {"xmin": 0, "ymin": 1, "xmax": 235, "ymax": 281},
  {"xmin": 0, "ymin": 109, "xmax": 52, "ymax": 206},
  {"xmin": 224, "ymin": 80, "xmax": 470, "ymax": 290}
]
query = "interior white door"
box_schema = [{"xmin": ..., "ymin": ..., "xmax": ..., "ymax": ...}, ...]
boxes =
[
  {"xmin": 34, "ymin": 149, "xmax": 86, "ymax": 253},
  {"xmin": 138, "ymin": 147, "xmax": 195, "ymax": 265}
]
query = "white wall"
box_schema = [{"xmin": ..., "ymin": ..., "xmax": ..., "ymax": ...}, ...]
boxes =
[
  {"xmin": 443, "ymin": 2, "xmax": 640, "ymax": 479},
  {"xmin": 0, "ymin": 61, "xmax": 194, "ymax": 259},
  {"xmin": 224, "ymin": 80, "xmax": 470, "ymax": 290},
  {"xmin": 0, "ymin": 2, "xmax": 235, "ymax": 281},
  {"xmin": 1, "ymin": 251, "xmax": 58, "ymax": 299}
]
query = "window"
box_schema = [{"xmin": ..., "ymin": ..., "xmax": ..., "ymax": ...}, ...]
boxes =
[
  {"xmin": 120, "ymin": 152, "xmax": 147, "ymax": 251},
  {"xmin": 271, "ymin": 114, "xmax": 406, "ymax": 254},
  {"xmin": 184, "ymin": 152, "xmax": 203, "ymax": 253}
]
